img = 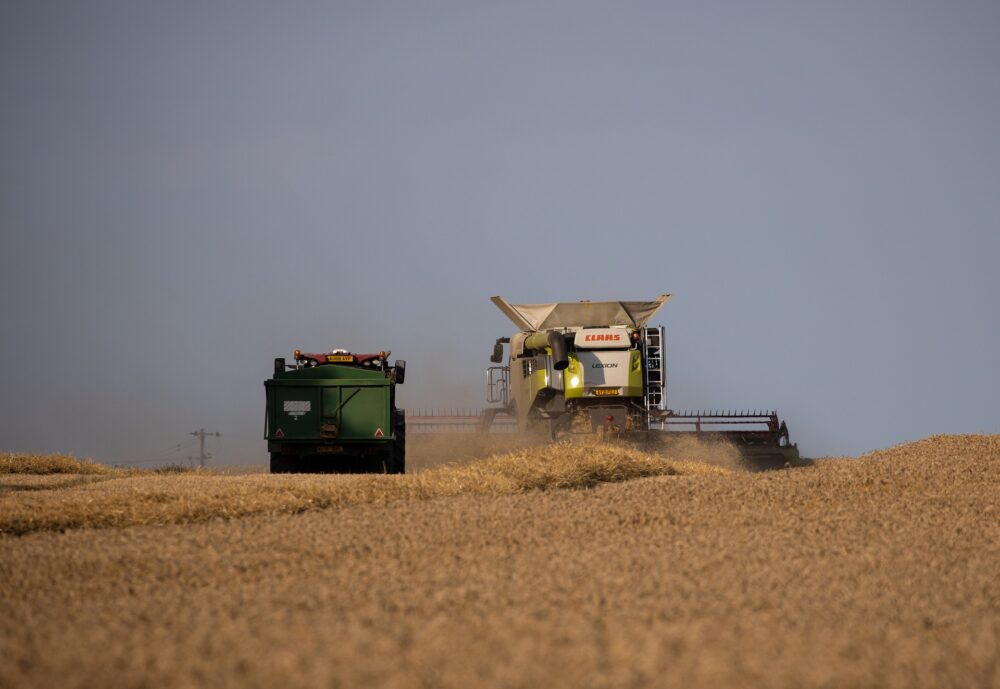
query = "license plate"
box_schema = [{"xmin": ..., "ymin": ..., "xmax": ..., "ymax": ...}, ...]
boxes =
[
  {"xmin": 327, "ymin": 355, "xmax": 354, "ymax": 363},
  {"xmin": 316, "ymin": 446, "xmax": 344, "ymax": 454},
  {"xmin": 592, "ymin": 388, "xmax": 620, "ymax": 396}
]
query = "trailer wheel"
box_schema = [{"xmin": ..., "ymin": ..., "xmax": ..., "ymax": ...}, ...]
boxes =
[
  {"xmin": 270, "ymin": 453, "xmax": 296, "ymax": 474},
  {"xmin": 392, "ymin": 410, "xmax": 406, "ymax": 474}
]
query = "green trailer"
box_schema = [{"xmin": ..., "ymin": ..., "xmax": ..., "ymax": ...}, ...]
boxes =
[{"xmin": 265, "ymin": 349, "xmax": 406, "ymax": 474}]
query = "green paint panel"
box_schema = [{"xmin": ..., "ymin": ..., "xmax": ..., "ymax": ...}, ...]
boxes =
[
  {"xmin": 273, "ymin": 364, "xmax": 384, "ymax": 381},
  {"xmin": 269, "ymin": 385, "xmax": 322, "ymax": 440},
  {"xmin": 265, "ymin": 365, "xmax": 393, "ymax": 444},
  {"xmin": 321, "ymin": 385, "xmax": 389, "ymax": 440}
]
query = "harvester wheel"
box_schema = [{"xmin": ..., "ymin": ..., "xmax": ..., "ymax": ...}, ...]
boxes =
[
  {"xmin": 392, "ymin": 410, "xmax": 406, "ymax": 474},
  {"xmin": 543, "ymin": 415, "xmax": 570, "ymax": 442}
]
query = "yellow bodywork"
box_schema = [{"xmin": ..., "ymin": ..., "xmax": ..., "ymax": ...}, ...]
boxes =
[{"xmin": 510, "ymin": 346, "xmax": 644, "ymax": 428}]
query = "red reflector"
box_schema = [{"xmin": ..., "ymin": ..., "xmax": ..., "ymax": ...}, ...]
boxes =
[{"xmin": 605, "ymin": 415, "xmax": 614, "ymax": 424}]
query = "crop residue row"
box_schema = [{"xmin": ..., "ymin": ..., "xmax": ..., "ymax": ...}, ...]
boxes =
[{"xmin": 0, "ymin": 439, "xmax": 731, "ymax": 535}]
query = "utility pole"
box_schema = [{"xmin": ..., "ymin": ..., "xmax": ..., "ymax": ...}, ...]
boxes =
[{"xmin": 189, "ymin": 428, "xmax": 221, "ymax": 469}]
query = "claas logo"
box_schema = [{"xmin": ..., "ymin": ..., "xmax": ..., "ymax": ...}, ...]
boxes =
[{"xmin": 583, "ymin": 333, "xmax": 622, "ymax": 342}]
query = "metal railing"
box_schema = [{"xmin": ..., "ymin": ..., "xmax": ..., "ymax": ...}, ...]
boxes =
[{"xmin": 486, "ymin": 365, "xmax": 510, "ymax": 407}]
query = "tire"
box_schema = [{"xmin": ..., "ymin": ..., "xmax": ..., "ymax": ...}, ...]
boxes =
[
  {"xmin": 392, "ymin": 410, "xmax": 406, "ymax": 474},
  {"xmin": 526, "ymin": 415, "xmax": 557, "ymax": 441},
  {"xmin": 270, "ymin": 452, "xmax": 296, "ymax": 474}
]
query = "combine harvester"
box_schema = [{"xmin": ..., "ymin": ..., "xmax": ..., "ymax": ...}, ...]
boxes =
[{"xmin": 414, "ymin": 294, "xmax": 801, "ymax": 467}]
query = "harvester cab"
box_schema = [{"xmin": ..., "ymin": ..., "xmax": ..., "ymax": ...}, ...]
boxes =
[{"xmin": 485, "ymin": 295, "xmax": 800, "ymax": 466}]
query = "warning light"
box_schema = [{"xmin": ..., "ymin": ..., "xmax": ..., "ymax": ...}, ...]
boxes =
[{"xmin": 293, "ymin": 349, "xmax": 302, "ymax": 360}]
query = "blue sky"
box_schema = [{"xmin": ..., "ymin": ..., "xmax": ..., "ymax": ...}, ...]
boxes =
[{"xmin": 1, "ymin": 1, "xmax": 997, "ymax": 465}]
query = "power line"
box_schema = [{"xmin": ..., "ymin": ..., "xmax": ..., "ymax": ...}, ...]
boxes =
[{"xmin": 189, "ymin": 428, "xmax": 221, "ymax": 469}]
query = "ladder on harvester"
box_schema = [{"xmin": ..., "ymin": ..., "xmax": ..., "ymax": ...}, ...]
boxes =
[{"xmin": 641, "ymin": 326, "xmax": 666, "ymax": 429}]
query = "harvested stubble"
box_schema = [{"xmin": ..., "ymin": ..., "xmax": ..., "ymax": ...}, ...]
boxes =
[{"xmin": 1, "ymin": 434, "xmax": 998, "ymax": 689}]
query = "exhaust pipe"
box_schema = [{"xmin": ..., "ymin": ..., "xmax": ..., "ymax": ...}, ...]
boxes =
[
  {"xmin": 524, "ymin": 331, "xmax": 569, "ymax": 371},
  {"xmin": 490, "ymin": 337, "xmax": 509, "ymax": 363}
]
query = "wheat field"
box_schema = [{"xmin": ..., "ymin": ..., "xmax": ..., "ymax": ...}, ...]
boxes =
[{"xmin": 1, "ymin": 434, "xmax": 998, "ymax": 688}]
